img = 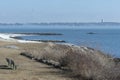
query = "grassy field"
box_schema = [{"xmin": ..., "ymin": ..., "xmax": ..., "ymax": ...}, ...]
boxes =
[{"xmin": 0, "ymin": 41, "xmax": 73, "ymax": 80}]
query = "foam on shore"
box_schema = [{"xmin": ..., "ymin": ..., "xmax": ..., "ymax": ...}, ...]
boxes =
[
  {"xmin": 0, "ymin": 33, "xmax": 69, "ymax": 44},
  {"xmin": 0, "ymin": 33, "xmax": 41, "ymax": 43}
]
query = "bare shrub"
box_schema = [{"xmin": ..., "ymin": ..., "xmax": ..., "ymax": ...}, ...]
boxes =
[
  {"xmin": 20, "ymin": 43, "xmax": 120, "ymax": 80},
  {"xmin": 62, "ymin": 46, "xmax": 120, "ymax": 80},
  {"xmin": 41, "ymin": 43, "xmax": 69, "ymax": 60}
]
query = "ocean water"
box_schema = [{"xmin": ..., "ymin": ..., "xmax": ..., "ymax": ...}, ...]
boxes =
[{"xmin": 0, "ymin": 25, "xmax": 120, "ymax": 57}]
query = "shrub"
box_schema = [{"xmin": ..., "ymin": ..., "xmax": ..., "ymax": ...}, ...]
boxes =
[
  {"xmin": 21, "ymin": 43, "xmax": 120, "ymax": 80},
  {"xmin": 63, "ymin": 46, "xmax": 120, "ymax": 80}
]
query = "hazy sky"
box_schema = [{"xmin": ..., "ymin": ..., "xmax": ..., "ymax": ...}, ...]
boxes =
[{"xmin": 0, "ymin": 0, "xmax": 120, "ymax": 23}]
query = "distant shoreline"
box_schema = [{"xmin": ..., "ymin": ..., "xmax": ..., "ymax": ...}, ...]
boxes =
[{"xmin": 0, "ymin": 22, "xmax": 120, "ymax": 26}]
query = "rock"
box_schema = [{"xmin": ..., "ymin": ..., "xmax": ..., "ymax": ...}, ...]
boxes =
[{"xmin": 87, "ymin": 32, "xmax": 96, "ymax": 34}]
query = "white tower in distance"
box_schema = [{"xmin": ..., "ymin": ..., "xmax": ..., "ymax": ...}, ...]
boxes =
[{"xmin": 101, "ymin": 19, "xmax": 104, "ymax": 23}]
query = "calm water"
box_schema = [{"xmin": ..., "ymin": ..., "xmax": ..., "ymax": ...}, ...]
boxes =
[{"xmin": 0, "ymin": 25, "xmax": 120, "ymax": 57}]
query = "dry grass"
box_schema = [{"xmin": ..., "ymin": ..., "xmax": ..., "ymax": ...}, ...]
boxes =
[
  {"xmin": 21, "ymin": 42, "xmax": 120, "ymax": 80},
  {"xmin": 0, "ymin": 41, "xmax": 73, "ymax": 80}
]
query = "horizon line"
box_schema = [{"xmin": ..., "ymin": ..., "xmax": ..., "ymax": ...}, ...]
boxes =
[{"xmin": 0, "ymin": 21, "xmax": 120, "ymax": 24}]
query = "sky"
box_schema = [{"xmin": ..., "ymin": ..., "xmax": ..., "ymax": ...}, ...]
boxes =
[{"xmin": 0, "ymin": 0, "xmax": 120, "ymax": 23}]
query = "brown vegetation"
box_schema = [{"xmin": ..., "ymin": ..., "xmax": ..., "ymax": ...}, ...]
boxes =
[
  {"xmin": 0, "ymin": 41, "xmax": 72, "ymax": 80},
  {"xmin": 19, "ymin": 42, "xmax": 120, "ymax": 80}
]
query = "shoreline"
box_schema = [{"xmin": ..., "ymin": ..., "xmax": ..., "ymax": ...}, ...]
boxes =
[
  {"xmin": 0, "ymin": 33, "xmax": 41, "ymax": 43},
  {"xmin": 0, "ymin": 33, "xmax": 120, "ymax": 80},
  {"xmin": 0, "ymin": 33, "xmax": 78, "ymax": 49},
  {"xmin": 0, "ymin": 33, "xmax": 70, "ymax": 44}
]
